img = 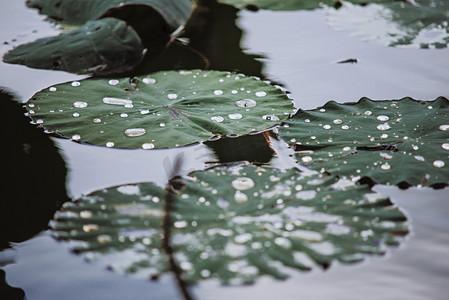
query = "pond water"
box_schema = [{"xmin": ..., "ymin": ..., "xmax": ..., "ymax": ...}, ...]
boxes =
[{"xmin": 1, "ymin": 1, "xmax": 448, "ymax": 300}]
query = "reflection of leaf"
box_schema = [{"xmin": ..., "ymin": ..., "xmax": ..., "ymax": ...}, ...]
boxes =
[
  {"xmin": 0, "ymin": 90, "xmax": 68, "ymax": 250},
  {"xmin": 52, "ymin": 165, "xmax": 407, "ymax": 284},
  {"xmin": 183, "ymin": 0, "xmax": 265, "ymax": 77},
  {"xmin": 278, "ymin": 97, "xmax": 449, "ymax": 188},
  {"xmin": 217, "ymin": 0, "xmax": 370, "ymax": 11},
  {"xmin": 205, "ymin": 131, "xmax": 275, "ymax": 164},
  {"xmin": 3, "ymin": 18, "xmax": 145, "ymax": 75},
  {"xmin": 25, "ymin": 70, "xmax": 293, "ymax": 149},
  {"xmin": 327, "ymin": 0, "xmax": 449, "ymax": 48}
]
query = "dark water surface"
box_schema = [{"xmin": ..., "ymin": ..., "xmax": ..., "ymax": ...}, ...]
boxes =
[{"xmin": 1, "ymin": 1, "xmax": 448, "ymax": 300}]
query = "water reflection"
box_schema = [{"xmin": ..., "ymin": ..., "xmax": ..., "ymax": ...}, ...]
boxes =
[
  {"xmin": 0, "ymin": 90, "xmax": 68, "ymax": 250},
  {"xmin": 205, "ymin": 132, "xmax": 274, "ymax": 164}
]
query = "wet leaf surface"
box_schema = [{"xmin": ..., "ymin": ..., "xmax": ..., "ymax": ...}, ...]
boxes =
[
  {"xmin": 25, "ymin": 70, "xmax": 293, "ymax": 149},
  {"xmin": 279, "ymin": 97, "xmax": 449, "ymax": 188},
  {"xmin": 52, "ymin": 165, "xmax": 407, "ymax": 284}
]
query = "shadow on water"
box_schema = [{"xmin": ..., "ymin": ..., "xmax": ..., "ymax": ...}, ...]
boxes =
[
  {"xmin": 205, "ymin": 132, "xmax": 274, "ymax": 164},
  {"xmin": 0, "ymin": 89, "xmax": 69, "ymax": 250},
  {"xmin": 0, "ymin": 270, "xmax": 24, "ymax": 300}
]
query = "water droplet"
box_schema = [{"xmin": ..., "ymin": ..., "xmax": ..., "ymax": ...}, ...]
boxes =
[
  {"xmin": 262, "ymin": 115, "xmax": 280, "ymax": 121},
  {"xmin": 376, "ymin": 115, "xmax": 389, "ymax": 121},
  {"xmin": 200, "ymin": 269, "xmax": 211, "ymax": 278},
  {"xmin": 255, "ymin": 91, "xmax": 267, "ymax": 97},
  {"xmin": 93, "ymin": 118, "xmax": 102, "ymax": 124},
  {"xmin": 333, "ymin": 119, "xmax": 342, "ymax": 124},
  {"xmin": 140, "ymin": 109, "xmax": 150, "ymax": 115},
  {"xmin": 380, "ymin": 163, "xmax": 391, "ymax": 170},
  {"xmin": 120, "ymin": 113, "xmax": 128, "ymax": 118},
  {"xmin": 235, "ymin": 99, "xmax": 256, "ymax": 107},
  {"xmin": 49, "ymin": 87, "xmax": 57, "ymax": 92},
  {"xmin": 305, "ymin": 119, "xmax": 310, "ymax": 123},
  {"xmin": 143, "ymin": 77, "xmax": 156, "ymax": 84},
  {"xmin": 211, "ymin": 116, "xmax": 224, "ymax": 123},
  {"xmin": 71, "ymin": 81, "xmax": 81, "ymax": 87},
  {"xmin": 323, "ymin": 124, "xmax": 331, "ymax": 130},
  {"xmin": 439, "ymin": 125, "xmax": 449, "ymax": 131},
  {"xmin": 380, "ymin": 133, "xmax": 388, "ymax": 139},
  {"xmin": 72, "ymin": 134, "xmax": 81, "ymax": 140},
  {"xmin": 228, "ymin": 113, "xmax": 242, "ymax": 120},
  {"xmin": 442, "ymin": 143, "xmax": 449, "ymax": 150},
  {"xmin": 80, "ymin": 211, "xmax": 93, "ymax": 218},
  {"xmin": 301, "ymin": 156, "xmax": 312, "ymax": 163},
  {"xmin": 125, "ymin": 128, "xmax": 146, "ymax": 137},
  {"xmin": 82, "ymin": 224, "xmax": 98, "ymax": 232},
  {"xmin": 108, "ymin": 79, "xmax": 120, "ymax": 86},
  {"xmin": 158, "ymin": 123, "xmax": 166, "ymax": 127},
  {"xmin": 380, "ymin": 152, "xmax": 392, "ymax": 160},
  {"xmin": 343, "ymin": 146, "xmax": 351, "ymax": 151},
  {"xmin": 213, "ymin": 89, "xmax": 223, "ymax": 95},
  {"xmin": 73, "ymin": 101, "xmax": 88, "ymax": 108},
  {"xmin": 124, "ymin": 103, "xmax": 133, "ymax": 108},
  {"xmin": 433, "ymin": 160, "xmax": 445, "ymax": 168},
  {"xmin": 231, "ymin": 90, "xmax": 238, "ymax": 94},
  {"xmin": 97, "ymin": 234, "xmax": 112, "ymax": 244},
  {"xmin": 414, "ymin": 155, "xmax": 425, "ymax": 161},
  {"xmin": 167, "ymin": 93, "xmax": 178, "ymax": 100},
  {"xmin": 412, "ymin": 145, "xmax": 419, "ymax": 150},
  {"xmin": 427, "ymin": 105, "xmax": 433, "ymax": 109},
  {"xmin": 142, "ymin": 143, "xmax": 154, "ymax": 149},
  {"xmin": 364, "ymin": 111, "xmax": 372, "ymax": 116},
  {"xmin": 319, "ymin": 108, "xmax": 326, "ymax": 113},
  {"xmin": 174, "ymin": 220, "xmax": 187, "ymax": 228},
  {"xmin": 377, "ymin": 123, "xmax": 391, "ymax": 131},
  {"xmin": 233, "ymin": 191, "xmax": 248, "ymax": 203},
  {"xmin": 106, "ymin": 142, "xmax": 115, "ymax": 147},
  {"xmin": 341, "ymin": 125, "xmax": 350, "ymax": 130},
  {"xmin": 274, "ymin": 237, "xmax": 292, "ymax": 249},
  {"xmin": 103, "ymin": 97, "xmax": 133, "ymax": 106},
  {"xmin": 35, "ymin": 119, "xmax": 44, "ymax": 124},
  {"xmin": 232, "ymin": 177, "xmax": 255, "ymax": 191}
]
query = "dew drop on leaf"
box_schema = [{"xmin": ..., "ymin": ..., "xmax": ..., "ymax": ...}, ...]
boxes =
[
  {"xmin": 106, "ymin": 142, "xmax": 115, "ymax": 148},
  {"xmin": 108, "ymin": 79, "xmax": 120, "ymax": 86},
  {"xmin": 213, "ymin": 90, "xmax": 224, "ymax": 95},
  {"xmin": 262, "ymin": 115, "xmax": 280, "ymax": 121},
  {"xmin": 439, "ymin": 124, "xmax": 449, "ymax": 131},
  {"xmin": 255, "ymin": 91, "xmax": 267, "ymax": 97},
  {"xmin": 301, "ymin": 156, "xmax": 313, "ymax": 163},
  {"xmin": 376, "ymin": 115, "xmax": 389, "ymax": 121},
  {"xmin": 228, "ymin": 113, "xmax": 243, "ymax": 120},
  {"xmin": 72, "ymin": 134, "xmax": 81, "ymax": 140},
  {"xmin": 380, "ymin": 163, "xmax": 391, "ymax": 170},
  {"xmin": 103, "ymin": 97, "xmax": 133, "ymax": 106},
  {"xmin": 377, "ymin": 123, "xmax": 391, "ymax": 131},
  {"xmin": 232, "ymin": 177, "xmax": 255, "ymax": 191},
  {"xmin": 442, "ymin": 143, "xmax": 449, "ymax": 150},
  {"xmin": 142, "ymin": 78, "xmax": 156, "ymax": 84},
  {"xmin": 211, "ymin": 116, "xmax": 224, "ymax": 123},
  {"xmin": 71, "ymin": 81, "xmax": 81, "ymax": 87},
  {"xmin": 73, "ymin": 101, "xmax": 88, "ymax": 108},
  {"xmin": 167, "ymin": 93, "xmax": 178, "ymax": 100},
  {"xmin": 433, "ymin": 160, "xmax": 445, "ymax": 168},
  {"xmin": 124, "ymin": 128, "xmax": 146, "ymax": 137},
  {"xmin": 235, "ymin": 99, "xmax": 256, "ymax": 107},
  {"xmin": 142, "ymin": 143, "xmax": 155, "ymax": 149}
]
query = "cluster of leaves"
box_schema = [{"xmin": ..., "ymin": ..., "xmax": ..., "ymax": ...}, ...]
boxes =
[{"xmin": 2, "ymin": 0, "xmax": 449, "ymax": 298}]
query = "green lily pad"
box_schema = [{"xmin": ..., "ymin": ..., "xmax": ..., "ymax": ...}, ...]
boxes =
[
  {"xmin": 25, "ymin": 70, "xmax": 293, "ymax": 149},
  {"xmin": 3, "ymin": 18, "xmax": 145, "ymax": 75},
  {"xmin": 327, "ymin": 0, "xmax": 449, "ymax": 48},
  {"xmin": 26, "ymin": 0, "xmax": 193, "ymax": 31},
  {"xmin": 52, "ymin": 165, "xmax": 407, "ymax": 284},
  {"xmin": 278, "ymin": 97, "xmax": 449, "ymax": 188}
]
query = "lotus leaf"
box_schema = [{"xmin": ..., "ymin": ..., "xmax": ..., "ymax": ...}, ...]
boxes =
[
  {"xmin": 25, "ymin": 70, "xmax": 293, "ymax": 149},
  {"xmin": 52, "ymin": 165, "xmax": 407, "ymax": 284},
  {"xmin": 279, "ymin": 97, "xmax": 449, "ymax": 188}
]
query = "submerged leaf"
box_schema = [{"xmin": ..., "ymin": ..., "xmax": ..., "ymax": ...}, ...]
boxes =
[
  {"xmin": 3, "ymin": 18, "xmax": 145, "ymax": 75},
  {"xmin": 327, "ymin": 0, "xmax": 449, "ymax": 49},
  {"xmin": 52, "ymin": 165, "xmax": 407, "ymax": 284},
  {"xmin": 25, "ymin": 70, "xmax": 293, "ymax": 149},
  {"xmin": 279, "ymin": 97, "xmax": 449, "ymax": 188}
]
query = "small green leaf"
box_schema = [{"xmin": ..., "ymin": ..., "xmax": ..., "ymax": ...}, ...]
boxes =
[
  {"xmin": 327, "ymin": 0, "xmax": 449, "ymax": 49},
  {"xmin": 52, "ymin": 165, "xmax": 407, "ymax": 284},
  {"xmin": 26, "ymin": 70, "xmax": 293, "ymax": 149},
  {"xmin": 279, "ymin": 97, "xmax": 449, "ymax": 188},
  {"xmin": 3, "ymin": 18, "xmax": 145, "ymax": 75}
]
